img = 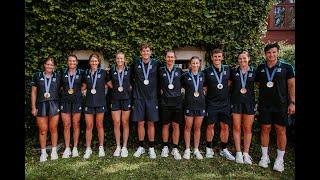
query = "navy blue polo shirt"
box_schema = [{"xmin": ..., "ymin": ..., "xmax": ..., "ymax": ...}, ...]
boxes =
[
  {"xmin": 230, "ymin": 67, "xmax": 256, "ymax": 104},
  {"xmin": 60, "ymin": 68, "xmax": 84, "ymax": 103},
  {"xmin": 203, "ymin": 64, "xmax": 231, "ymax": 107},
  {"xmin": 132, "ymin": 58, "xmax": 160, "ymax": 100},
  {"xmin": 31, "ymin": 71, "xmax": 61, "ymax": 103},
  {"xmin": 109, "ymin": 65, "xmax": 132, "ymax": 100},
  {"xmin": 255, "ymin": 60, "xmax": 295, "ymax": 110},
  {"xmin": 181, "ymin": 71, "xmax": 206, "ymax": 110},
  {"xmin": 83, "ymin": 68, "xmax": 110, "ymax": 107}
]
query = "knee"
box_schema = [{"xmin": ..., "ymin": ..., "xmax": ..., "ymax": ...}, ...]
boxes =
[
  {"xmin": 233, "ymin": 124, "xmax": 241, "ymax": 133},
  {"xmin": 86, "ymin": 123, "xmax": 93, "ymax": 131},
  {"xmin": 172, "ymin": 123, "xmax": 179, "ymax": 131},
  {"xmin": 63, "ymin": 122, "xmax": 71, "ymax": 129},
  {"xmin": 96, "ymin": 122, "xmax": 104, "ymax": 129},
  {"xmin": 207, "ymin": 124, "xmax": 214, "ymax": 131},
  {"xmin": 261, "ymin": 126, "xmax": 271, "ymax": 134},
  {"xmin": 39, "ymin": 127, "xmax": 48, "ymax": 136},
  {"xmin": 221, "ymin": 124, "xmax": 229, "ymax": 132},
  {"xmin": 113, "ymin": 120, "xmax": 120, "ymax": 127},
  {"xmin": 243, "ymin": 125, "xmax": 252, "ymax": 134},
  {"xmin": 49, "ymin": 126, "xmax": 57, "ymax": 134}
]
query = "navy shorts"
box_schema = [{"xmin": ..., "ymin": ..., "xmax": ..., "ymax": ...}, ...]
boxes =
[
  {"xmin": 160, "ymin": 106, "xmax": 183, "ymax": 124},
  {"xmin": 131, "ymin": 99, "xmax": 159, "ymax": 122},
  {"xmin": 60, "ymin": 102, "xmax": 82, "ymax": 113},
  {"xmin": 184, "ymin": 109, "xmax": 206, "ymax": 117},
  {"xmin": 37, "ymin": 101, "xmax": 60, "ymax": 117},
  {"xmin": 206, "ymin": 105, "xmax": 231, "ymax": 125},
  {"xmin": 111, "ymin": 99, "xmax": 131, "ymax": 111},
  {"xmin": 258, "ymin": 108, "xmax": 288, "ymax": 126},
  {"xmin": 84, "ymin": 106, "xmax": 107, "ymax": 114},
  {"xmin": 231, "ymin": 103, "xmax": 255, "ymax": 115}
]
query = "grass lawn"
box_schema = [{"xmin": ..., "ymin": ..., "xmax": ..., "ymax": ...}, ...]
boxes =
[{"xmin": 25, "ymin": 136, "xmax": 295, "ymax": 179}]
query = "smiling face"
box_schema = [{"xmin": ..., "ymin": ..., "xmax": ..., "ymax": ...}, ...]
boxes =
[
  {"xmin": 140, "ymin": 47, "xmax": 151, "ymax": 61},
  {"xmin": 190, "ymin": 57, "xmax": 200, "ymax": 72},
  {"xmin": 211, "ymin": 52, "xmax": 223, "ymax": 67},
  {"xmin": 67, "ymin": 55, "xmax": 78, "ymax": 70},
  {"xmin": 116, "ymin": 53, "xmax": 125, "ymax": 67},
  {"xmin": 43, "ymin": 58, "xmax": 55, "ymax": 73},
  {"xmin": 89, "ymin": 56, "xmax": 100, "ymax": 70},
  {"xmin": 265, "ymin": 47, "xmax": 278, "ymax": 62},
  {"xmin": 166, "ymin": 52, "xmax": 175, "ymax": 67},
  {"xmin": 237, "ymin": 52, "xmax": 250, "ymax": 68}
]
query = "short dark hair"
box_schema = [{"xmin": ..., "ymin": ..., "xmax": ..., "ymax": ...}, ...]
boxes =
[
  {"xmin": 67, "ymin": 54, "xmax": 78, "ymax": 61},
  {"xmin": 140, "ymin": 43, "xmax": 152, "ymax": 51},
  {"xmin": 264, "ymin": 42, "xmax": 280, "ymax": 53},
  {"xmin": 211, "ymin": 48, "xmax": 224, "ymax": 56}
]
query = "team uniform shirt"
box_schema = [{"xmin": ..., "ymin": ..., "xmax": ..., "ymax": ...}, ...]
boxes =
[
  {"xmin": 83, "ymin": 68, "xmax": 110, "ymax": 107},
  {"xmin": 159, "ymin": 65, "xmax": 183, "ymax": 108},
  {"xmin": 230, "ymin": 66, "xmax": 256, "ymax": 105},
  {"xmin": 132, "ymin": 58, "xmax": 160, "ymax": 100},
  {"xmin": 109, "ymin": 65, "xmax": 132, "ymax": 100},
  {"xmin": 203, "ymin": 65, "xmax": 231, "ymax": 108},
  {"xmin": 255, "ymin": 60, "xmax": 295, "ymax": 111},
  {"xmin": 31, "ymin": 71, "xmax": 61, "ymax": 103},
  {"xmin": 60, "ymin": 68, "xmax": 84, "ymax": 103},
  {"xmin": 181, "ymin": 71, "xmax": 206, "ymax": 110}
]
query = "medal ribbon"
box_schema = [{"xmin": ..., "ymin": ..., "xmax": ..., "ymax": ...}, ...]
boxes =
[
  {"xmin": 212, "ymin": 65, "xmax": 224, "ymax": 85},
  {"xmin": 189, "ymin": 72, "xmax": 200, "ymax": 92},
  {"xmin": 265, "ymin": 61, "xmax": 281, "ymax": 82},
  {"xmin": 67, "ymin": 70, "xmax": 76, "ymax": 89},
  {"xmin": 141, "ymin": 60, "xmax": 151, "ymax": 81},
  {"xmin": 90, "ymin": 70, "xmax": 98, "ymax": 90},
  {"xmin": 117, "ymin": 67, "xmax": 125, "ymax": 87},
  {"xmin": 165, "ymin": 66, "xmax": 175, "ymax": 86},
  {"xmin": 239, "ymin": 68, "xmax": 248, "ymax": 89},
  {"xmin": 43, "ymin": 72, "xmax": 52, "ymax": 93}
]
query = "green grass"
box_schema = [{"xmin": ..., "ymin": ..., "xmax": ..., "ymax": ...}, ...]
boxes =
[{"xmin": 25, "ymin": 140, "xmax": 295, "ymax": 179}]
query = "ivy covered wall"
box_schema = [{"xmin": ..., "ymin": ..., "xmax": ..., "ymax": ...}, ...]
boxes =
[{"xmin": 25, "ymin": 0, "xmax": 272, "ymax": 135}]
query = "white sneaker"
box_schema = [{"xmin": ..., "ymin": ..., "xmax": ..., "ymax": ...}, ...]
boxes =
[
  {"xmin": 133, "ymin": 146, "xmax": 145, "ymax": 157},
  {"xmin": 183, "ymin": 149, "xmax": 191, "ymax": 160},
  {"xmin": 51, "ymin": 150, "xmax": 58, "ymax": 160},
  {"xmin": 205, "ymin": 147, "xmax": 214, "ymax": 158},
  {"xmin": 39, "ymin": 152, "xmax": 48, "ymax": 162},
  {"xmin": 235, "ymin": 152, "xmax": 244, "ymax": 164},
  {"xmin": 219, "ymin": 148, "xmax": 235, "ymax": 161},
  {"xmin": 62, "ymin": 147, "xmax": 71, "ymax": 158},
  {"xmin": 273, "ymin": 158, "xmax": 284, "ymax": 172},
  {"xmin": 72, "ymin": 147, "xmax": 79, "ymax": 157},
  {"xmin": 83, "ymin": 148, "xmax": 92, "ymax": 159},
  {"xmin": 243, "ymin": 153, "xmax": 253, "ymax": 165},
  {"xmin": 98, "ymin": 146, "xmax": 105, "ymax": 157},
  {"xmin": 171, "ymin": 148, "xmax": 182, "ymax": 160},
  {"xmin": 161, "ymin": 146, "xmax": 169, "ymax": 157},
  {"xmin": 148, "ymin": 147, "xmax": 157, "ymax": 159},
  {"xmin": 194, "ymin": 149, "xmax": 203, "ymax": 160},
  {"xmin": 258, "ymin": 155, "xmax": 270, "ymax": 168},
  {"xmin": 113, "ymin": 146, "xmax": 121, "ymax": 157},
  {"xmin": 120, "ymin": 147, "xmax": 128, "ymax": 157}
]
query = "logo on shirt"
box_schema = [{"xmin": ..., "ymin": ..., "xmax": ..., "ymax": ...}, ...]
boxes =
[
  {"xmin": 200, "ymin": 77, "xmax": 203, "ymax": 81},
  {"xmin": 114, "ymin": 72, "xmax": 117, "ymax": 75},
  {"xmin": 236, "ymin": 73, "xmax": 239, "ymax": 76},
  {"xmin": 138, "ymin": 65, "xmax": 141, "ymax": 68},
  {"xmin": 125, "ymin": 71, "xmax": 128, "ymax": 75},
  {"xmin": 175, "ymin": 72, "xmax": 179, "ymax": 76},
  {"xmin": 87, "ymin": 75, "xmax": 90, "ymax": 78},
  {"xmin": 188, "ymin": 78, "xmax": 191, "ymax": 81},
  {"xmin": 223, "ymin": 71, "xmax": 226, "ymax": 75},
  {"xmin": 52, "ymin": 78, "xmax": 56, "ymax": 82},
  {"xmin": 40, "ymin": 78, "xmax": 44, "ymax": 80},
  {"xmin": 76, "ymin": 75, "xmax": 79, "ymax": 79},
  {"xmin": 210, "ymin": 72, "xmax": 214, "ymax": 76},
  {"xmin": 248, "ymin": 73, "xmax": 252, "ymax": 77},
  {"xmin": 277, "ymin": 68, "xmax": 282, "ymax": 72},
  {"xmin": 163, "ymin": 73, "xmax": 166, "ymax": 77},
  {"xmin": 65, "ymin": 75, "xmax": 68, "ymax": 77},
  {"xmin": 98, "ymin": 74, "xmax": 101, "ymax": 78},
  {"xmin": 261, "ymin": 69, "xmax": 265, "ymax": 72}
]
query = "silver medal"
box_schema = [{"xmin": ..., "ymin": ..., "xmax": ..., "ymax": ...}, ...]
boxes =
[
  {"xmin": 217, "ymin": 83, "xmax": 223, "ymax": 89},
  {"xmin": 266, "ymin": 81, "xmax": 274, "ymax": 88},
  {"xmin": 118, "ymin": 86, "xmax": 123, "ymax": 92},
  {"xmin": 194, "ymin": 91, "xmax": 199, "ymax": 97},
  {"xmin": 91, "ymin": 89, "xmax": 97, "ymax": 94},
  {"xmin": 44, "ymin": 92, "xmax": 50, "ymax": 98},
  {"xmin": 144, "ymin": 79, "xmax": 149, "ymax": 85},
  {"xmin": 168, "ymin": 84, "xmax": 174, "ymax": 89}
]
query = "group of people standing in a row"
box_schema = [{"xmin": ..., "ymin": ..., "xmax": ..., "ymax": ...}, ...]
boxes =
[{"xmin": 31, "ymin": 42, "xmax": 295, "ymax": 173}]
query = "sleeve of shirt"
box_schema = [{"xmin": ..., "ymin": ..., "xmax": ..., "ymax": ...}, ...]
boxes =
[
  {"xmin": 81, "ymin": 70, "xmax": 87, "ymax": 84},
  {"xmin": 202, "ymin": 69, "xmax": 207, "ymax": 87},
  {"xmin": 30, "ymin": 72, "xmax": 39, "ymax": 87},
  {"xmin": 286, "ymin": 64, "xmax": 295, "ymax": 79},
  {"xmin": 180, "ymin": 73, "xmax": 186, "ymax": 88}
]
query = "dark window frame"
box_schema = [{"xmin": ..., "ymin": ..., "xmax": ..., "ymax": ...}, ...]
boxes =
[{"xmin": 267, "ymin": 0, "xmax": 295, "ymax": 31}]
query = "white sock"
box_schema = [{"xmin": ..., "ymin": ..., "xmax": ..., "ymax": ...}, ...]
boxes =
[
  {"xmin": 86, "ymin": 147, "xmax": 91, "ymax": 150},
  {"xmin": 261, "ymin": 146, "xmax": 268, "ymax": 157},
  {"xmin": 243, "ymin": 152, "xmax": 249, "ymax": 156},
  {"xmin": 194, "ymin": 148, "xmax": 199, "ymax": 152},
  {"xmin": 41, "ymin": 148, "xmax": 47, "ymax": 154},
  {"xmin": 52, "ymin": 147, "xmax": 57, "ymax": 152},
  {"xmin": 276, "ymin": 149, "xmax": 285, "ymax": 160},
  {"xmin": 99, "ymin": 145, "xmax": 104, "ymax": 149},
  {"xmin": 236, "ymin": 151, "xmax": 243, "ymax": 156}
]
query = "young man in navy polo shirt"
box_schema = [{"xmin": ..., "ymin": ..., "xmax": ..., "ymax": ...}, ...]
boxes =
[
  {"xmin": 203, "ymin": 48, "xmax": 235, "ymax": 161},
  {"xmin": 132, "ymin": 43, "xmax": 160, "ymax": 159},
  {"xmin": 256, "ymin": 43, "xmax": 295, "ymax": 172}
]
